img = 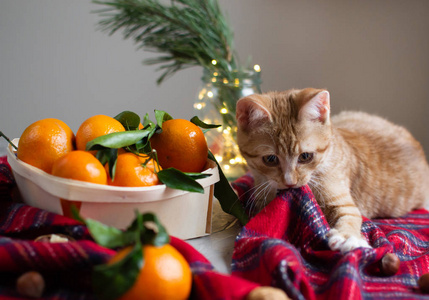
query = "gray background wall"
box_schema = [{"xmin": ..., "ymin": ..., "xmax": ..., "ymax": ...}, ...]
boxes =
[{"xmin": 1, "ymin": 0, "xmax": 428, "ymax": 158}]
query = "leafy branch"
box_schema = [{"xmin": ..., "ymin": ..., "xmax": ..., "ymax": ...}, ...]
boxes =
[{"xmin": 93, "ymin": 0, "xmax": 239, "ymax": 84}]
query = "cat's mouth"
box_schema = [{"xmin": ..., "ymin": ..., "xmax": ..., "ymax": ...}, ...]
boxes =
[
  {"xmin": 277, "ymin": 183, "xmax": 304, "ymax": 190},
  {"xmin": 277, "ymin": 177, "xmax": 312, "ymax": 190}
]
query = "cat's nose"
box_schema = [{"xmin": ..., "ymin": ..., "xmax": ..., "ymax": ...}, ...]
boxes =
[
  {"xmin": 283, "ymin": 179, "xmax": 297, "ymax": 188},
  {"xmin": 283, "ymin": 173, "xmax": 297, "ymax": 188}
]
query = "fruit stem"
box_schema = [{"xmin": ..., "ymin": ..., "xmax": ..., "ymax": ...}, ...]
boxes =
[
  {"xmin": 0, "ymin": 131, "xmax": 18, "ymax": 150},
  {"xmin": 141, "ymin": 155, "xmax": 152, "ymax": 167},
  {"xmin": 150, "ymin": 149, "xmax": 161, "ymax": 173},
  {"xmin": 139, "ymin": 150, "xmax": 162, "ymax": 173}
]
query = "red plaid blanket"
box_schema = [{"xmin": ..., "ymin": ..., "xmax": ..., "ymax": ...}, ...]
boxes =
[
  {"xmin": 2, "ymin": 154, "xmax": 429, "ymax": 299},
  {"xmin": 232, "ymin": 174, "xmax": 429, "ymax": 299}
]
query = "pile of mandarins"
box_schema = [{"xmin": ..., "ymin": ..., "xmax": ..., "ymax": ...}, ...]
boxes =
[{"xmin": 16, "ymin": 114, "xmax": 209, "ymax": 187}]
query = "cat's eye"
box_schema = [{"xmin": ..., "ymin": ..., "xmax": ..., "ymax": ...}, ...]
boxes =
[
  {"xmin": 262, "ymin": 155, "xmax": 279, "ymax": 167},
  {"xmin": 298, "ymin": 152, "xmax": 314, "ymax": 164}
]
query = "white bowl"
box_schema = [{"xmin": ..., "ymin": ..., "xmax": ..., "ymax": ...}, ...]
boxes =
[{"xmin": 7, "ymin": 139, "xmax": 220, "ymax": 240}]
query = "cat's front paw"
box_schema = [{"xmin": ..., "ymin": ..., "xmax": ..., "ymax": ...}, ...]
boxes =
[{"xmin": 327, "ymin": 229, "xmax": 371, "ymax": 253}]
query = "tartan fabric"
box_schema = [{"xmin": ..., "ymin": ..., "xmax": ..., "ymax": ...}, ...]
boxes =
[
  {"xmin": 0, "ymin": 156, "xmax": 15, "ymax": 203},
  {"xmin": 0, "ymin": 157, "xmax": 14, "ymax": 186},
  {"xmin": 0, "ymin": 157, "xmax": 259, "ymax": 299},
  {"xmin": 0, "ymin": 203, "xmax": 115, "ymax": 299},
  {"xmin": 4, "ymin": 154, "xmax": 429, "ymax": 300},
  {"xmin": 231, "ymin": 174, "xmax": 429, "ymax": 299}
]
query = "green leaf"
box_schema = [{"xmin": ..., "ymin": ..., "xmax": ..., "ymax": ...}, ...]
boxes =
[
  {"xmin": 184, "ymin": 172, "xmax": 212, "ymax": 180},
  {"xmin": 135, "ymin": 140, "xmax": 151, "ymax": 154},
  {"xmin": 157, "ymin": 168, "xmax": 205, "ymax": 194},
  {"xmin": 114, "ymin": 111, "xmax": 141, "ymax": 130},
  {"xmin": 71, "ymin": 206, "xmax": 136, "ymax": 248},
  {"xmin": 96, "ymin": 148, "xmax": 118, "ymax": 179},
  {"xmin": 190, "ymin": 116, "xmax": 221, "ymax": 129},
  {"xmin": 127, "ymin": 212, "xmax": 170, "ymax": 247},
  {"xmin": 96, "ymin": 148, "xmax": 116, "ymax": 166},
  {"xmin": 86, "ymin": 218, "xmax": 136, "ymax": 248},
  {"xmin": 136, "ymin": 124, "xmax": 158, "ymax": 154},
  {"xmin": 142, "ymin": 113, "xmax": 155, "ymax": 128},
  {"xmin": 86, "ymin": 129, "xmax": 153, "ymax": 151},
  {"xmin": 154, "ymin": 110, "xmax": 173, "ymax": 128},
  {"xmin": 208, "ymin": 151, "xmax": 249, "ymax": 225},
  {"xmin": 142, "ymin": 216, "xmax": 169, "ymax": 247},
  {"xmin": 92, "ymin": 242, "xmax": 143, "ymax": 300},
  {"xmin": 71, "ymin": 205, "xmax": 85, "ymax": 224}
]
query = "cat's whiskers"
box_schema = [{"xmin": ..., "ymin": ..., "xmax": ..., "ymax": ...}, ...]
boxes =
[
  {"xmin": 245, "ymin": 180, "xmax": 273, "ymax": 216},
  {"xmin": 250, "ymin": 181, "xmax": 271, "ymax": 214},
  {"xmin": 259, "ymin": 182, "xmax": 274, "ymax": 213},
  {"xmin": 239, "ymin": 180, "xmax": 267, "ymax": 201},
  {"xmin": 239, "ymin": 182, "xmax": 262, "ymax": 215},
  {"xmin": 308, "ymin": 179, "xmax": 324, "ymax": 208}
]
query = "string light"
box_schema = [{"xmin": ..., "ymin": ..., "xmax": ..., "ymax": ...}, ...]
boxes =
[
  {"xmin": 235, "ymin": 156, "xmax": 243, "ymax": 163},
  {"xmin": 198, "ymin": 88, "xmax": 207, "ymax": 100},
  {"xmin": 194, "ymin": 64, "xmax": 261, "ymax": 180},
  {"xmin": 193, "ymin": 102, "xmax": 205, "ymax": 110},
  {"xmin": 222, "ymin": 127, "xmax": 231, "ymax": 134}
]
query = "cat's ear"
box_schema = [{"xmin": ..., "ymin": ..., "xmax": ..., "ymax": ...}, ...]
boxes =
[
  {"xmin": 236, "ymin": 95, "xmax": 272, "ymax": 131},
  {"xmin": 299, "ymin": 90, "xmax": 330, "ymax": 123}
]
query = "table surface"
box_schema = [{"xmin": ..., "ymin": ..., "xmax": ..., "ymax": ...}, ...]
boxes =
[
  {"xmin": 187, "ymin": 201, "xmax": 241, "ymax": 274},
  {"xmin": 0, "ymin": 139, "xmax": 239, "ymax": 274}
]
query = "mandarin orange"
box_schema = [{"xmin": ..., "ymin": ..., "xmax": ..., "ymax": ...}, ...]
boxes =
[
  {"xmin": 17, "ymin": 118, "xmax": 75, "ymax": 173},
  {"xmin": 51, "ymin": 150, "xmax": 107, "ymax": 218},
  {"xmin": 51, "ymin": 150, "xmax": 107, "ymax": 184},
  {"xmin": 106, "ymin": 152, "xmax": 159, "ymax": 187},
  {"xmin": 76, "ymin": 115, "xmax": 125, "ymax": 154},
  {"xmin": 150, "ymin": 119, "xmax": 208, "ymax": 173},
  {"xmin": 108, "ymin": 244, "xmax": 192, "ymax": 300}
]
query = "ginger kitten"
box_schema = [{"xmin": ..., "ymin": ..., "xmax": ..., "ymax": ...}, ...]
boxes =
[{"xmin": 236, "ymin": 88, "xmax": 429, "ymax": 253}]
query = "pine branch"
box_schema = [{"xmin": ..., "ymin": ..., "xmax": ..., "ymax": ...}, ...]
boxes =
[{"xmin": 93, "ymin": 0, "xmax": 239, "ymax": 84}]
